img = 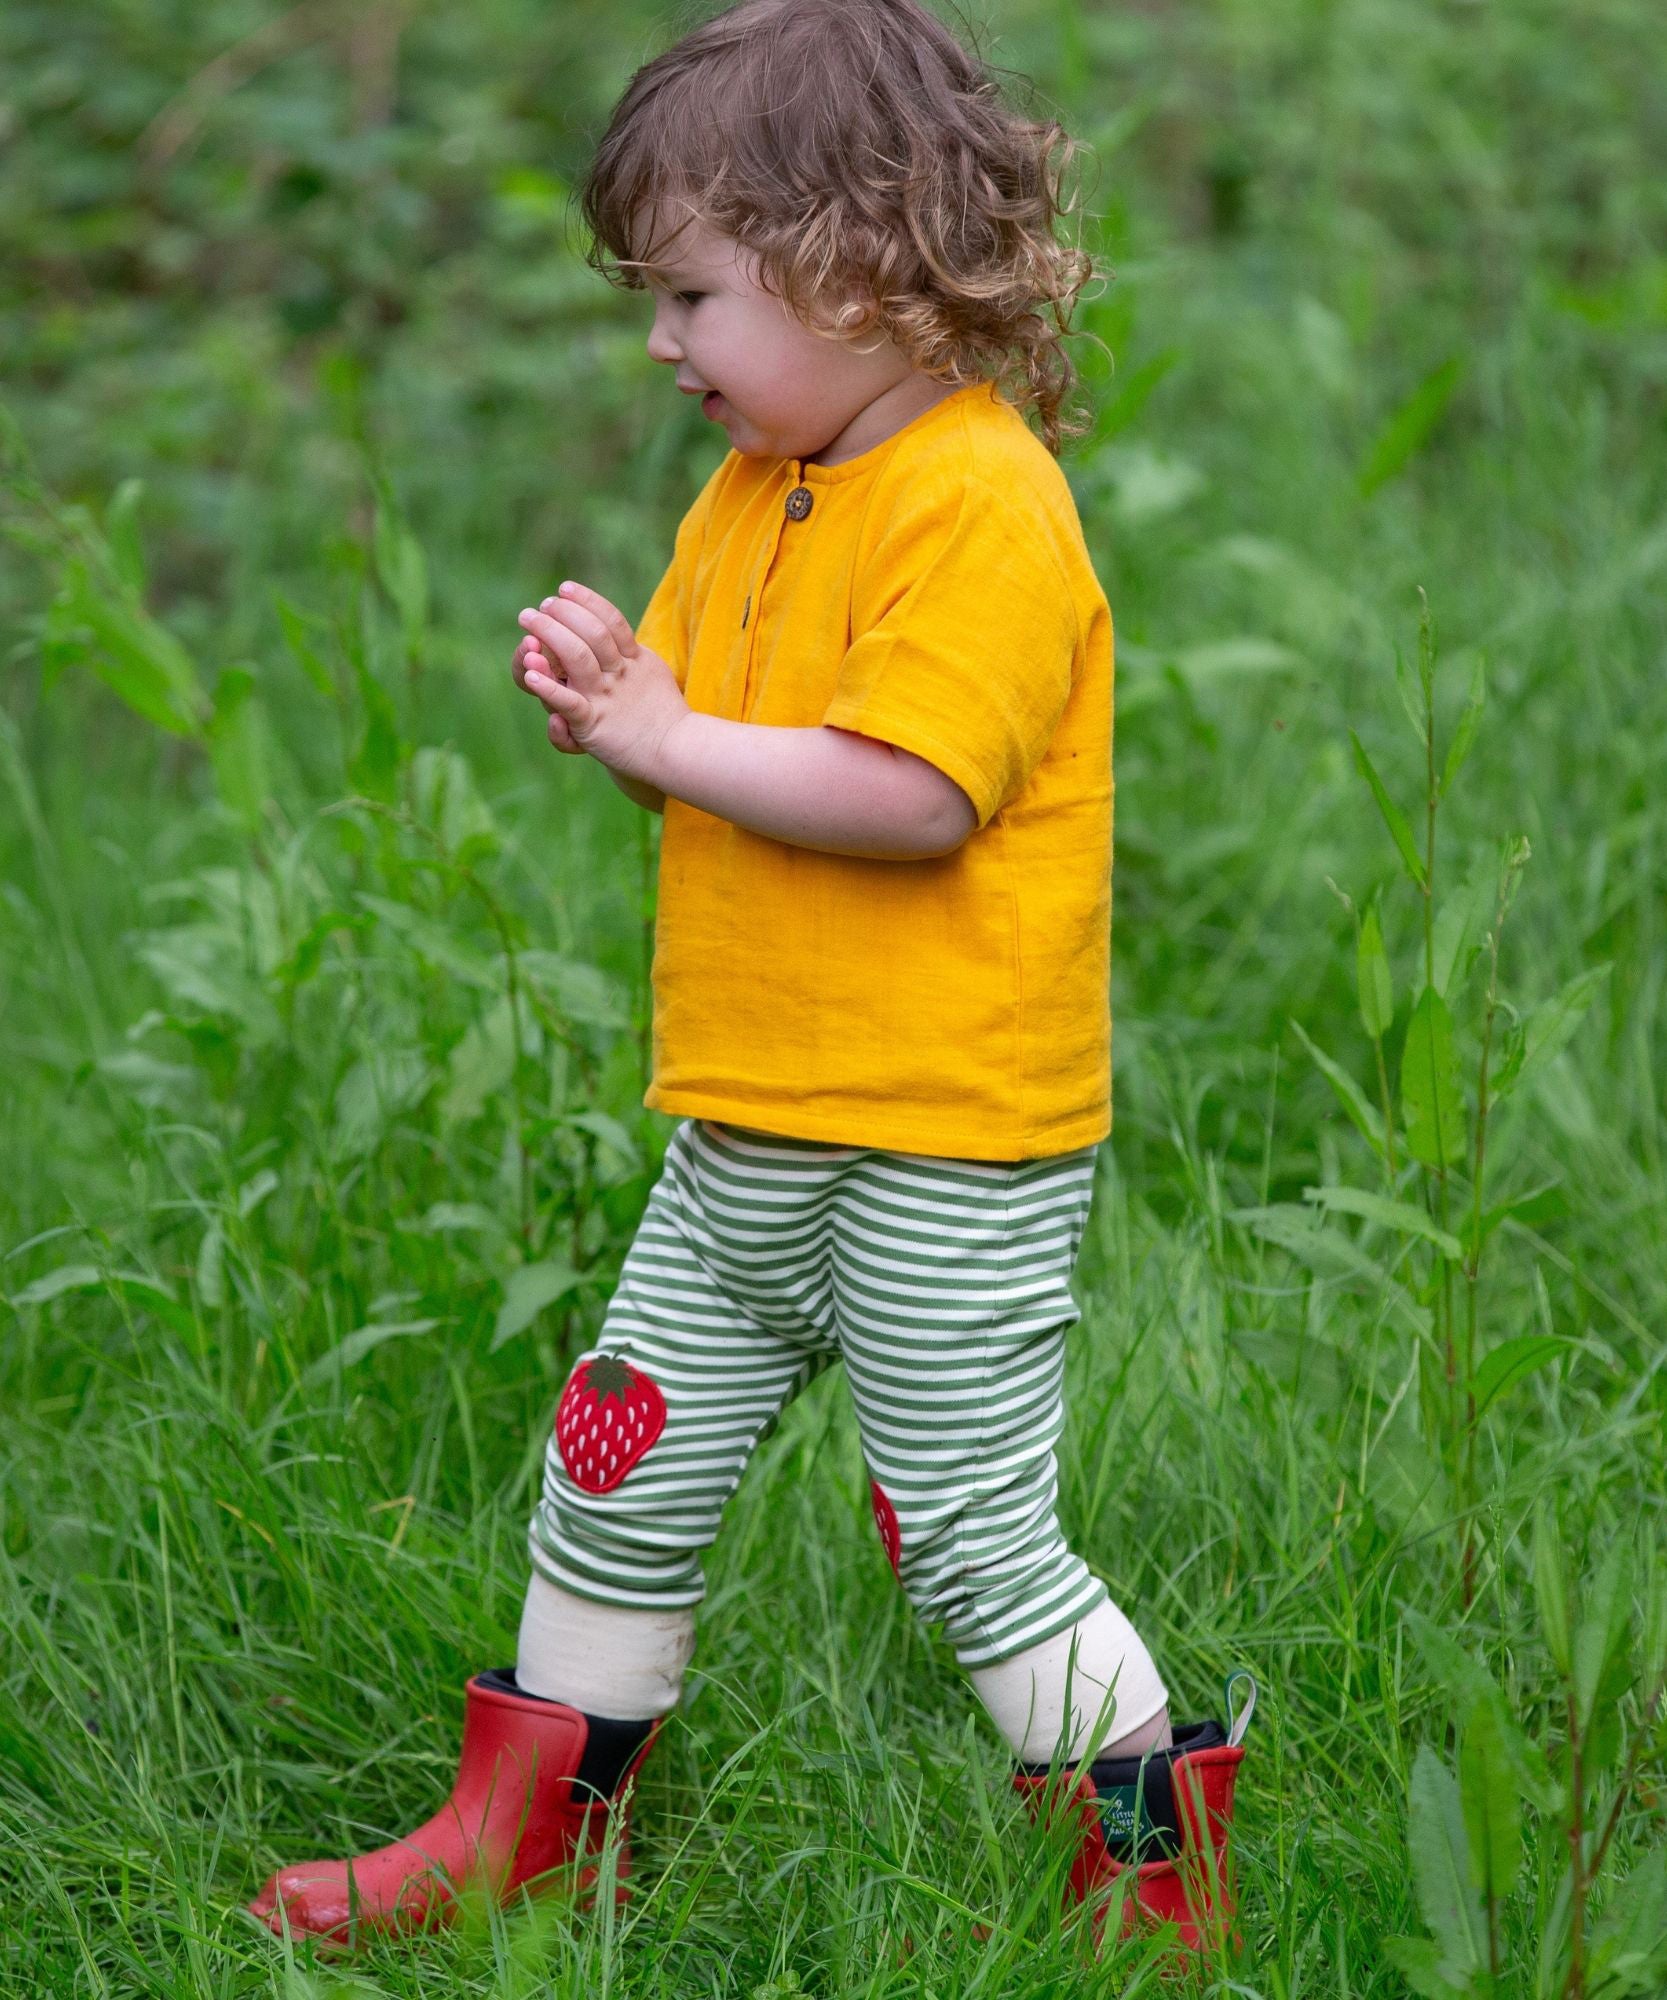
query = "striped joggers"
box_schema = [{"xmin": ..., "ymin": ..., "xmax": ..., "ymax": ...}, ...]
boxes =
[{"xmin": 528, "ymin": 1115, "xmax": 1111, "ymax": 1668}]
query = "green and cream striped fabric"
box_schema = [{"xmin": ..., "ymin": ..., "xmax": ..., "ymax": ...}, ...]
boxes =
[{"xmin": 529, "ymin": 1116, "xmax": 1107, "ymax": 1667}]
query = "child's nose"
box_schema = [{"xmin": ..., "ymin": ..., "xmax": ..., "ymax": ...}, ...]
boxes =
[{"xmin": 645, "ymin": 310, "xmax": 682, "ymax": 367}]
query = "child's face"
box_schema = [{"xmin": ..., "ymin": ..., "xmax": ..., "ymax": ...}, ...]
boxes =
[{"xmin": 638, "ymin": 212, "xmax": 920, "ymax": 462}]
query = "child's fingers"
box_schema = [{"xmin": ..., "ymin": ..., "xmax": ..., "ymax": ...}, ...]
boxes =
[
  {"xmin": 512, "ymin": 635, "xmax": 540, "ymax": 688},
  {"xmin": 524, "ymin": 664, "xmax": 593, "ymax": 730},
  {"xmin": 518, "ymin": 640, "xmax": 582, "ymax": 750},
  {"xmin": 514, "ymin": 635, "xmax": 566, "ymax": 692},
  {"xmin": 536, "ymin": 587, "xmax": 626, "ymax": 671},
  {"xmin": 518, "ymin": 607, "xmax": 604, "ymax": 681},
  {"xmin": 544, "ymin": 581, "xmax": 637, "ymax": 659}
]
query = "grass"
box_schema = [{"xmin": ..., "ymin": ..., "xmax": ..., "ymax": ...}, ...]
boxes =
[{"xmin": 2, "ymin": 0, "xmax": 1665, "ymax": 1993}]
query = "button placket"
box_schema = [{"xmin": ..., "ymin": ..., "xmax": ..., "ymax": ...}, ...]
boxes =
[{"xmin": 737, "ymin": 471, "xmax": 808, "ymax": 720}]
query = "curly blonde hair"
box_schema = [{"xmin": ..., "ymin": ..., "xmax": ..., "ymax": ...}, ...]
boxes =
[{"xmin": 574, "ymin": 0, "xmax": 1103, "ymax": 456}]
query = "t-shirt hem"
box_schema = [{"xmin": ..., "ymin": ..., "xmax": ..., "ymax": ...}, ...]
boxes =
[{"xmin": 643, "ymin": 1085, "xmax": 1110, "ymax": 1162}]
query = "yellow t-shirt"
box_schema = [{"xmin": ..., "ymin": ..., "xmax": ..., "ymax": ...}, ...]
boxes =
[{"xmin": 634, "ymin": 378, "xmax": 1113, "ymax": 1161}]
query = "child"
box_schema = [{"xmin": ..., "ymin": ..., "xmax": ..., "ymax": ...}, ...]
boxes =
[{"xmin": 249, "ymin": 0, "xmax": 1252, "ymax": 1959}]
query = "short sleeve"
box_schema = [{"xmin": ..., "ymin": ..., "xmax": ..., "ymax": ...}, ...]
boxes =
[
  {"xmin": 636, "ymin": 458, "xmax": 726, "ymax": 692},
  {"xmin": 820, "ymin": 476, "xmax": 1079, "ymax": 830}
]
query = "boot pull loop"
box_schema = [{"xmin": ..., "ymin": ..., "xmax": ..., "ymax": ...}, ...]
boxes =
[{"xmin": 1224, "ymin": 1671, "xmax": 1257, "ymax": 1748}]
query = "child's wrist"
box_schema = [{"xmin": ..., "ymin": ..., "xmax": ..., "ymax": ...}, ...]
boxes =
[{"xmin": 646, "ymin": 707, "xmax": 702, "ymax": 801}]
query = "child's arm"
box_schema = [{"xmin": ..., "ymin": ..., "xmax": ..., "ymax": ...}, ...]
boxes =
[
  {"xmin": 606, "ymin": 769, "xmax": 667, "ymax": 815},
  {"xmin": 515, "ymin": 586, "xmax": 975, "ymax": 859},
  {"xmin": 654, "ymin": 713, "xmax": 975, "ymax": 857},
  {"xmin": 577, "ymin": 700, "xmax": 971, "ymax": 857}
]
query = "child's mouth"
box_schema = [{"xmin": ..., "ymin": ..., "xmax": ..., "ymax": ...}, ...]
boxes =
[{"xmin": 701, "ymin": 391, "xmax": 724, "ymax": 418}]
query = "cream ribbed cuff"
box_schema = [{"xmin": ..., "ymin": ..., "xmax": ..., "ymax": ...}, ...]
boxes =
[
  {"xmin": 967, "ymin": 1593, "xmax": 1169, "ymax": 1764},
  {"xmin": 516, "ymin": 1568, "xmax": 695, "ymax": 1719}
]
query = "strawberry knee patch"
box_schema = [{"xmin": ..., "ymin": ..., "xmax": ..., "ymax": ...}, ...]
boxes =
[
  {"xmin": 870, "ymin": 1478, "xmax": 902, "ymax": 1579},
  {"xmin": 555, "ymin": 1355, "xmax": 667, "ymax": 1493}
]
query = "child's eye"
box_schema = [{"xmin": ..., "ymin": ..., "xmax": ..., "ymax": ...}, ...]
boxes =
[{"xmin": 677, "ymin": 290, "xmax": 705, "ymax": 307}]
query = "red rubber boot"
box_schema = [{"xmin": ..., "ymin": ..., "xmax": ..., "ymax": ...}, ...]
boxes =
[
  {"xmin": 1012, "ymin": 1674, "xmax": 1255, "ymax": 1960},
  {"xmin": 248, "ymin": 1669, "xmax": 662, "ymax": 1949}
]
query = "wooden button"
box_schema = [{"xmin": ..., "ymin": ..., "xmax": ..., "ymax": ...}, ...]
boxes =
[{"xmin": 784, "ymin": 485, "xmax": 814, "ymax": 521}]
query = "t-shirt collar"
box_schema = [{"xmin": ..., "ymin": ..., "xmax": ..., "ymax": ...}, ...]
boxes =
[{"xmin": 784, "ymin": 379, "xmax": 993, "ymax": 485}]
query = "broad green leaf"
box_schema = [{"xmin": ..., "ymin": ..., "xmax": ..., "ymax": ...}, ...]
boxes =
[
  {"xmin": 1359, "ymin": 357, "xmax": 1464, "ymax": 496},
  {"xmin": 1406, "ymin": 1744, "xmax": 1486, "ymax": 1979},
  {"xmin": 1440, "ymin": 655, "xmax": 1487, "ymax": 798},
  {"xmin": 46, "ymin": 554, "xmax": 208, "ymax": 738},
  {"xmin": 299, "ymin": 1319, "xmax": 443, "ymax": 1391},
  {"xmin": 1492, "ymin": 964, "xmax": 1611, "ymax": 1099},
  {"xmin": 1400, "ymin": 1608, "xmax": 1560, "ymax": 1809},
  {"xmin": 1351, "ymin": 730, "xmax": 1427, "ymax": 886},
  {"xmin": 1304, "ymin": 1184, "xmax": 1463, "ymax": 1261},
  {"xmin": 1402, "ymin": 1608, "xmax": 1496, "ymax": 1712},
  {"xmin": 1459, "ymin": 1691, "xmax": 1521, "ymax": 1906},
  {"xmin": 1472, "ymin": 1334, "xmax": 1569, "ymax": 1417},
  {"xmin": 1589, "ymin": 1840, "xmax": 1667, "ymax": 1991},
  {"xmin": 1381, "ymin": 1936, "xmax": 1468, "ymax": 2000},
  {"xmin": 491, "ymin": 1262, "xmax": 584, "ymax": 1351},
  {"xmin": 1288, "ymin": 1018, "xmax": 1386, "ymax": 1157},
  {"xmin": 1358, "ymin": 899, "xmax": 1394, "ymax": 1040},
  {"xmin": 1532, "ymin": 1507, "xmax": 1571, "ymax": 1676},
  {"xmin": 1401, "ymin": 987, "xmax": 1466, "ymax": 1172}
]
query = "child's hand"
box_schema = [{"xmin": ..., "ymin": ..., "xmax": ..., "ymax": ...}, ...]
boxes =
[
  {"xmin": 514, "ymin": 584, "xmax": 688, "ymax": 788},
  {"xmin": 512, "ymin": 633, "xmax": 581, "ymax": 754}
]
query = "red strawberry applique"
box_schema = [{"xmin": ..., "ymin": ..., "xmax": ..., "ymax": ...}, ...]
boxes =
[
  {"xmin": 870, "ymin": 1478, "xmax": 902, "ymax": 1578},
  {"xmin": 555, "ymin": 1355, "xmax": 667, "ymax": 1493}
]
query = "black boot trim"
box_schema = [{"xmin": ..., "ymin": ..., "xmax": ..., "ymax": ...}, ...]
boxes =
[
  {"xmin": 477, "ymin": 1668, "xmax": 659, "ymax": 1800},
  {"xmin": 1017, "ymin": 1717, "xmax": 1229, "ymax": 1865}
]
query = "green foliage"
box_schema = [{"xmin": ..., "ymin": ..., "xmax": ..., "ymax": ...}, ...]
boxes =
[
  {"xmin": 1357, "ymin": 897, "xmax": 1394, "ymax": 1041},
  {"xmin": 2, "ymin": 0, "xmax": 1665, "ymax": 1992},
  {"xmin": 1401, "ymin": 985, "xmax": 1466, "ymax": 1174},
  {"xmin": 1396, "ymin": 1542, "xmax": 1667, "ymax": 1999},
  {"xmin": 1393, "ymin": 1744, "xmax": 1488, "ymax": 1993},
  {"xmin": 1358, "ymin": 358, "xmax": 1465, "ymax": 498}
]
